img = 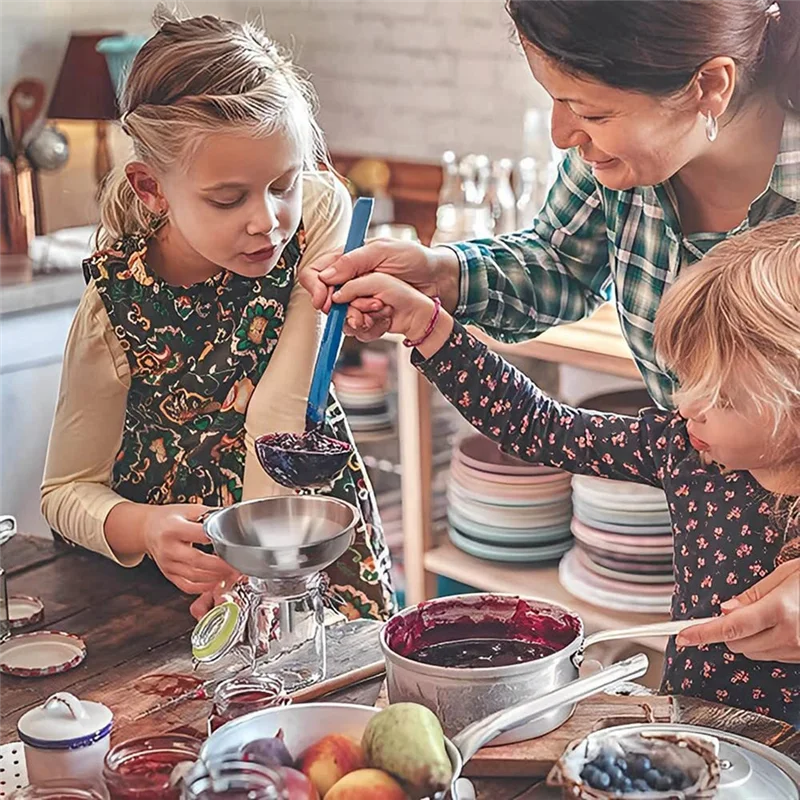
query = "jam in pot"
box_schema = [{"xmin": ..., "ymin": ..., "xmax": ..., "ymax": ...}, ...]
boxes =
[
  {"xmin": 409, "ymin": 638, "xmax": 558, "ymax": 668},
  {"xmin": 103, "ymin": 735, "xmax": 202, "ymax": 800},
  {"xmin": 209, "ymin": 674, "xmax": 290, "ymax": 733}
]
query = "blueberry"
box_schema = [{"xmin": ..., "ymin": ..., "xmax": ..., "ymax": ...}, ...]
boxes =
[
  {"xmin": 580, "ymin": 765, "xmax": 598, "ymax": 783},
  {"xmin": 615, "ymin": 756, "xmax": 629, "ymax": 772},
  {"xmin": 632, "ymin": 778, "xmax": 650, "ymax": 792},
  {"xmin": 644, "ymin": 768, "xmax": 662, "ymax": 788},
  {"xmin": 628, "ymin": 755, "xmax": 652, "ymax": 778},
  {"xmin": 588, "ymin": 769, "xmax": 612, "ymax": 790},
  {"xmin": 667, "ymin": 767, "xmax": 689, "ymax": 789},
  {"xmin": 594, "ymin": 751, "xmax": 617, "ymax": 772},
  {"xmin": 655, "ymin": 774, "xmax": 674, "ymax": 791},
  {"xmin": 621, "ymin": 776, "xmax": 634, "ymax": 792},
  {"xmin": 607, "ymin": 765, "xmax": 626, "ymax": 788}
]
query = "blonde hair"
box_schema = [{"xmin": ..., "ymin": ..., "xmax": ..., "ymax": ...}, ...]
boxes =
[
  {"xmin": 655, "ymin": 215, "xmax": 800, "ymax": 438},
  {"xmin": 96, "ymin": 6, "xmax": 328, "ymax": 249}
]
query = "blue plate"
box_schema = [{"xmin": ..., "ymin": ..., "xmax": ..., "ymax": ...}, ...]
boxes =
[
  {"xmin": 448, "ymin": 509, "xmax": 572, "ymax": 545},
  {"xmin": 448, "ymin": 527, "xmax": 573, "ymax": 563}
]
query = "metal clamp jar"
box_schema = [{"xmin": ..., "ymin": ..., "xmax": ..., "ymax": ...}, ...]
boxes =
[{"xmin": 181, "ymin": 760, "xmax": 286, "ymax": 800}]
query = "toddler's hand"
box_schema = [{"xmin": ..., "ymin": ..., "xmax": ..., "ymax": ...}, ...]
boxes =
[
  {"xmin": 332, "ymin": 273, "xmax": 438, "ymax": 342},
  {"xmin": 143, "ymin": 504, "xmax": 237, "ymax": 595}
]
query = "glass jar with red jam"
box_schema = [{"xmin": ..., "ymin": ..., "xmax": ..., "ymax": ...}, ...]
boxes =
[
  {"xmin": 180, "ymin": 760, "xmax": 286, "ymax": 800},
  {"xmin": 10, "ymin": 779, "xmax": 109, "ymax": 800},
  {"xmin": 208, "ymin": 674, "xmax": 290, "ymax": 734},
  {"xmin": 102, "ymin": 735, "xmax": 202, "ymax": 800}
]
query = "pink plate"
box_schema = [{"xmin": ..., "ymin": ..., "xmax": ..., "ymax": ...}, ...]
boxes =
[
  {"xmin": 0, "ymin": 631, "xmax": 86, "ymax": 677},
  {"xmin": 571, "ymin": 518, "xmax": 673, "ymax": 550},
  {"xmin": 572, "ymin": 549, "xmax": 674, "ymax": 594},
  {"xmin": 456, "ymin": 434, "xmax": 559, "ymax": 476}
]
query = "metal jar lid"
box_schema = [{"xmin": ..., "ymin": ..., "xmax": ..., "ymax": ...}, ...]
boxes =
[{"xmin": 191, "ymin": 602, "xmax": 246, "ymax": 664}]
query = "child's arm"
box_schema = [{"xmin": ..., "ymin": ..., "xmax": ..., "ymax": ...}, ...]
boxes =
[
  {"xmin": 333, "ymin": 275, "xmax": 677, "ymax": 486},
  {"xmin": 41, "ymin": 284, "xmax": 140, "ymax": 563},
  {"xmin": 243, "ymin": 173, "xmax": 352, "ymax": 499},
  {"xmin": 42, "ymin": 283, "xmax": 232, "ymax": 593}
]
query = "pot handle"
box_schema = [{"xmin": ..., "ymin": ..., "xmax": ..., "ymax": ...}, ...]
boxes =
[
  {"xmin": 450, "ymin": 653, "xmax": 649, "ymax": 765},
  {"xmin": 583, "ymin": 617, "xmax": 716, "ymax": 650}
]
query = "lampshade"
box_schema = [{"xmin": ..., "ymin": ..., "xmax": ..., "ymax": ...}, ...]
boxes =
[{"xmin": 47, "ymin": 32, "xmax": 123, "ymax": 121}]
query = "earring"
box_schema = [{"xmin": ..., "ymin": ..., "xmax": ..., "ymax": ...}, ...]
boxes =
[
  {"xmin": 149, "ymin": 207, "xmax": 168, "ymax": 233},
  {"xmin": 705, "ymin": 111, "xmax": 718, "ymax": 143}
]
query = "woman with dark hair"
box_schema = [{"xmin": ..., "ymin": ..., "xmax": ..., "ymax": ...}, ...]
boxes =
[{"xmin": 301, "ymin": 0, "xmax": 800, "ymax": 688}]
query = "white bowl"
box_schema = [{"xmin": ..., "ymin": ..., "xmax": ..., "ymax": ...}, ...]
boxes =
[{"xmin": 202, "ymin": 702, "xmax": 378, "ymax": 760}]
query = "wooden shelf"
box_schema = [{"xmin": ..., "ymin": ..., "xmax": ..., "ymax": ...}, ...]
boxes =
[
  {"xmin": 390, "ymin": 304, "xmax": 639, "ymax": 380},
  {"xmin": 424, "ymin": 541, "xmax": 670, "ymax": 652}
]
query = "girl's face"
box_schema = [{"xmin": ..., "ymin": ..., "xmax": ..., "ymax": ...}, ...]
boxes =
[
  {"xmin": 679, "ymin": 393, "xmax": 793, "ymax": 476},
  {"xmin": 522, "ymin": 43, "xmax": 711, "ymax": 190},
  {"xmin": 158, "ymin": 129, "xmax": 304, "ymax": 279}
]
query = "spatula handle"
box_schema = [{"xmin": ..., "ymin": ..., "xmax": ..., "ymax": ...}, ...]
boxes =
[{"xmin": 307, "ymin": 197, "xmax": 374, "ymax": 427}]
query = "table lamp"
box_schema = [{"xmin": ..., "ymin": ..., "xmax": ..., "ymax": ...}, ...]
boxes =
[{"xmin": 47, "ymin": 32, "xmax": 123, "ymax": 186}]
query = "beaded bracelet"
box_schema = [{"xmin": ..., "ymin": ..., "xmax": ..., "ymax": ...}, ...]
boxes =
[{"xmin": 403, "ymin": 296, "xmax": 442, "ymax": 348}]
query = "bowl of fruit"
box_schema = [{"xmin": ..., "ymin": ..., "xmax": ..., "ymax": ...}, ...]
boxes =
[
  {"xmin": 200, "ymin": 701, "xmax": 458, "ymax": 799},
  {"xmin": 547, "ymin": 726, "xmax": 721, "ymax": 798}
]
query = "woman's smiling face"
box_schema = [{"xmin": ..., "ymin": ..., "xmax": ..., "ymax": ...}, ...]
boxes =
[{"xmin": 523, "ymin": 43, "xmax": 711, "ymax": 190}]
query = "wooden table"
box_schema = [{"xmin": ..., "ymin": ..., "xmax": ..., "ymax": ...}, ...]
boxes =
[{"xmin": 2, "ymin": 536, "xmax": 798, "ymax": 799}]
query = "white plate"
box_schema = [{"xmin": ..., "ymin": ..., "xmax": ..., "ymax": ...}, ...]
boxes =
[
  {"xmin": 559, "ymin": 551, "xmax": 672, "ymax": 613},
  {"xmin": 572, "ymin": 474, "xmax": 668, "ymax": 504}
]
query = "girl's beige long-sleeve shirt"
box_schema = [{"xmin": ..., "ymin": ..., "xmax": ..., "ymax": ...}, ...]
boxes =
[{"xmin": 41, "ymin": 173, "xmax": 352, "ymax": 566}]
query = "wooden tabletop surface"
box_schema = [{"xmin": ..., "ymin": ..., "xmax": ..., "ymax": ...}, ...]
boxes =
[{"xmin": 2, "ymin": 535, "xmax": 798, "ymax": 799}]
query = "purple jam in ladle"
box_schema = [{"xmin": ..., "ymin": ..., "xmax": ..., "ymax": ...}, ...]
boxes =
[{"xmin": 255, "ymin": 429, "xmax": 352, "ymax": 489}]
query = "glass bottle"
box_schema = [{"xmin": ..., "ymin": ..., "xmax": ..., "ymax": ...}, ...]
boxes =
[
  {"xmin": 459, "ymin": 154, "xmax": 493, "ymax": 240},
  {"xmin": 208, "ymin": 673, "xmax": 291, "ymax": 734},
  {"xmin": 10, "ymin": 780, "xmax": 109, "ymax": 800},
  {"xmin": 515, "ymin": 157, "xmax": 538, "ymax": 229},
  {"xmin": 181, "ymin": 761, "xmax": 286, "ymax": 800},
  {"xmin": 103, "ymin": 735, "xmax": 203, "ymax": 800},
  {"xmin": 431, "ymin": 150, "xmax": 463, "ymax": 245},
  {"xmin": 486, "ymin": 158, "xmax": 517, "ymax": 235}
]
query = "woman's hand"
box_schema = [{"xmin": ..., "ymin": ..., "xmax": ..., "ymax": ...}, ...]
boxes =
[
  {"xmin": 143, "ymin": 504, "xmax": 237, "ymax": 595},
  {"xmin": 676, "ymin": 559, "xmax": 800, "ymax": 662},
  {"xmin": 331, "ymin": 272, "xmax": 446, "ymax": 344},
  {"xmin": 299, "ymin": 239, "xmax": 460, "ymax": 340}
]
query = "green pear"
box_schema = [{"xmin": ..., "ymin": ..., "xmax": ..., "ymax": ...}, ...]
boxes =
[{"xmin": 362, "ymin": 702, "xmax": 453, "ymax": 799}]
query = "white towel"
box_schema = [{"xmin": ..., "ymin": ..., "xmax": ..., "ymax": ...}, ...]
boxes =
[{"xmin": 30, "ymin": 225, "xmax": 96, "ymax": 273}]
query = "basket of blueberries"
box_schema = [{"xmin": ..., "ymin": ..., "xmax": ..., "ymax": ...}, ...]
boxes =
[{"xmin": 547, "ymin": 727, "xmax": 721, "ymax": 799}]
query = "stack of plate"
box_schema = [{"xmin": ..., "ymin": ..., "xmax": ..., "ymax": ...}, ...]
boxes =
[
  {"xmin": 333, "ymin": 358, "xmax": 392, "ymax": 433},
  {"xmin": 559, "ymin": 475, "xmax": 674, "ymax": 613},
  {"xmin": 446, "ymin": 435, "xmax": 573, "ymax": 563}
]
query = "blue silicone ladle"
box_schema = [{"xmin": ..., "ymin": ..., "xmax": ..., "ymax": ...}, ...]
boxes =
[
  {"xmin": 305, "ymin": 196, "xmax": 374, "ymax": 428},
  {"xmin": 255, "ymin": 197, "xmax": 374, "ymax": 488}
]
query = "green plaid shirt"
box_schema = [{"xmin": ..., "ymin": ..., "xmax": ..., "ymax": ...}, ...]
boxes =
[{"xmin": 451, "ymin": 113, "xmax": 800, "ymax": 409}]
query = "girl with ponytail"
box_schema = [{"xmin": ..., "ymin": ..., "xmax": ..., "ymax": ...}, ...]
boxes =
[{"xmin": 41, "ymin": 8, "xmax": 395, "ymax": 623}]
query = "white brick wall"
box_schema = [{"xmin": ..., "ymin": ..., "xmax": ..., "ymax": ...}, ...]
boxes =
[{"xmin": 238, "ymin": 0, "xmax": 552, "ymax": 162}]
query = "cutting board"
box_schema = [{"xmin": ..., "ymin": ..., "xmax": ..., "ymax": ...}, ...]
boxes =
[{"xmin": 375, "ymin": 682, "xmax": 676, "ymax": 778}]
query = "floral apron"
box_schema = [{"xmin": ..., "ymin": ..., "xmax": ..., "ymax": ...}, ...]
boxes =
[{"xmin": 83, "ymin": 226, "xmax": 396, "ymax": 621}]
